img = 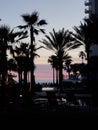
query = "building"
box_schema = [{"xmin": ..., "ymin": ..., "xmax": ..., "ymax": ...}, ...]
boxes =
[
  {"xmin": 85, "ymin": 0, "xmax": 98, "ymax": 16},
  {"xmin": 85, "ymin": 1, "xmax": 98, "ymax": 107},
  {"xmin": 85, "ymin": 0, "xmax": 98, "ymax": 57},
  {"xmin": 85, "ymin": 0, "xmax": 98, "ymax": 81}
]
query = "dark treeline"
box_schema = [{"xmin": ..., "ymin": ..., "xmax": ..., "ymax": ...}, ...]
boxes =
[{"xmin": 0, "ymin": 11, "xmax": 98, "ymax": 109}]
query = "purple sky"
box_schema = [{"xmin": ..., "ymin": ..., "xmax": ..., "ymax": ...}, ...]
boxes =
[{"xmin": 0, "ymin": 0, "xmax": 86, "ymax": 64}]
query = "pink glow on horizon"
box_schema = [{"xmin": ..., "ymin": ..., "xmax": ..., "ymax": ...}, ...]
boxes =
[
  {"xmin": 35, "ymin": 64, "xmax": 53, "ymax": 82},
  {"xmin": 12, "ymin": 64, "xmax": 68, "ymax": 83}
]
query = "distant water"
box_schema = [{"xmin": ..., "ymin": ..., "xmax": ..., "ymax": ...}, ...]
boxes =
[
  {"xmin": 35, "ymin": 64, "xmax": 68, "ymax": 83},
  {"xmin": 35, "ymin": 64, "xmax": 53, "ymax": 83},
  {"xmin": 12, "ymin": 64, "xmax": 68, "ymax": 84}
]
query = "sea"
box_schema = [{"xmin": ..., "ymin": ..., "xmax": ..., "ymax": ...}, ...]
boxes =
[
  {"xmin": 34, "ymin": 64, "xmax": 53, "ymax": 83},
  {"xmin": 12, "ymin": 64, "xmax": 68, "ymax": 84}
]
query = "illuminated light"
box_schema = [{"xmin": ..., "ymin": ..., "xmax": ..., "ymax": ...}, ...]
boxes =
[
  {"xmin": 20, "ymin": 94, "xmax": 23, "ymax": 98},
  {"xmin": 42, "ymin": 87, "xmax": 54, "ymax": 91}
]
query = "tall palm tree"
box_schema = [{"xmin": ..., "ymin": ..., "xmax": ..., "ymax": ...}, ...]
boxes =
[
  {"xmin": 13, "ymin": 46, "xmax": 26, "ymax": 86},
  {"xmin": 13, "ymin": 42, "xmax": 41, "ymax": 89},
  {"xmin": 40, "ymin": 28, "xmax": 81, "ymax": 88},
  {"xmin": 14, "ymin": 43, "xmax": 30, "ymax": 85},
  {"xmin": 18, "ymin": 11, "xmax": 47, "ymax": 92},
  {"xmin": 79, "ymin": 51, "xmax": 86, "ymax": 64},
  {"xmin": 0, "ymin": 24, "xmax": 27, "ymax": 105},
  {"xmin": 7, "ymin": 58, "xmax": 17, "ymax": 73}
]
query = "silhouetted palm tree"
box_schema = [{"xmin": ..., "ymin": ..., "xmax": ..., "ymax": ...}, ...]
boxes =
[
  {"xmin": 48, "ymin": 55, "xmax": 58, "ymax": 84},
  {"xmin": 13, "ymin": 42, "xmax": 41, "ymax": 89},
  {"xmin": 0, "ymin": 24, "xmax": 27, "ymax": 105},
  {"xmin": 71, "ymin": 14, "xmax": 98, "ymax": 106},
  {"xmin": 71, "ymin": 63, "xmax": 87, "ymax": 79},
  {"xmin": 79, "ymin": 51, "xmax": 86, "ymax": 64},
  {"xmin": 40, "ymin": 28, "xmax": 81, "ymax": 88},
  {"xmin": 12, "ymin": 43, "xmax": 31, "ymax": 86},
  {"xmin": 64, "ymin": 55, "xmax": 72, "ymax": 79},
  {"xmin": 7, "ymin": 58, "xmax": 16, "ymax": 69},
  {"xmin": 18, "ymin": 11, "xmax": 47, "ymax": 92},
  {"xmin": 72, "ymin": 14, "xmax": 98, "ymax": 82}
]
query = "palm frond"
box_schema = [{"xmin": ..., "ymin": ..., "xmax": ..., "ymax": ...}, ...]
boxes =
[
  {"xmin": 34, "ymin": 29, "xmax": 39, "ymax": 35},
  {"xmin": 21, "ymin": 14, "xmax": 30, "ymax": 23},
  {"xmin": 30, "ymin": 11, "xmax": 39, "ymax": 25},
  {"xmin": 16, "ymin": 35, "xmax": 28, "ymax": 42},
  {"xmin": 40, "ymin": 39, "xmax": 55, "ymax": 51},
  {"xmin": 37, "ymin": 20, "xmax": 47, "ymax": 26},
  {"xmin": 67, "ymin": 43, "xmax": 82, "ymax": 51},
  {"xmin": 17, "ymin": 25, "xmax": 28, "ymax": 29},
  {"xmin": 36, "ymin": 46, "xmax": 44, "ymax": 50},
  {"xmin": 40, "ymin": 29, "xmax": 45, "ymax": 34},
  {"xmin": 0, "ymin": 25, "xmax": 10, "ymax": 38}
]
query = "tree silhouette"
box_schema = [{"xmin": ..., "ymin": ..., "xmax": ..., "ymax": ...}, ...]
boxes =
[
  {"xmin": 71, "ymin": 14, "xmax": 98, "ymax": 106},
  {"xmin": 64, "ymin": 55, "xmax": 72, "ymax": 79},
  {"xmin": 48, "ymin": 55, "xmax": 58, "ymax": 85},
  {"xmin": 0, "ymin": 24, "xmax": 27, "ymax": 105},
  {"xmin": 18, "ymin": 11, "xmax": 47, "ymax": 93},
  {"xmin": 79, "ymin": 51, "xmax": 86, "ymax": 64},
  {"xmin": 40, "ymin": 28, "xmax": 81, "ymax": 89},
  {"xmin": 72, "ymin": 14, "xmax": 98, "ymax": 82}
]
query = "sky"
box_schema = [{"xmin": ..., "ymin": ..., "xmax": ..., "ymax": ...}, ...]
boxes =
[{"xmin": 0, "ymin": 0, "xmax": 86, "ymax": 64}]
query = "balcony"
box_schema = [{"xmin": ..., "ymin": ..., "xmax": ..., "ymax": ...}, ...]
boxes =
[
  {"xmin": 85, "ymin": 9, "xmax": 92, "ymax": 14},
  {"xmin": 85, "ymin": 1, "xmax": 92, "ymax": 6}
]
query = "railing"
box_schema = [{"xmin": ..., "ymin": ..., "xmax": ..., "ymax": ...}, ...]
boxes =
[
  {"xmin": 85, "ymin": 1, "xmax": 92, "ymax": 6},
  {"xmin": 85, "ymin": 9, "xmax": 92, "ymax": 14}
]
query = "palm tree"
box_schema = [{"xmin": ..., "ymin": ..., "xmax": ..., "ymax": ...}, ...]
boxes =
[
  {"xmin": 48, "ymin": 55, "xmax": 58, "ymax": 85},
  {"xmin": 79, "ymin": 51, "xmax": 86, "ymax": 64},
  {"xmin": 18, "ymin": 11, "xmax": 47, "ymax": 92},
  {"xmin": 72, "ymin": 14, "xmax": 98, "ymax": 82},
  {"xmin": 13, "ymin": 47, "xmax": 25, "ymax": 85},
  {"xmin": 0, "ymin": 24, "xmax": 27, "ymax": 105},
  {"xmin": 13, "ymin": 42, "xmax": 41, "ymax": 90},
  {"xmin": 71, "ymin": 14, "xmax": 98, "ymax": 106},
  {"xmin": 64, "ymin": 55, "xmax": 72, "ymax": 79},
  {"xmin": 40, "ymin": 28, "xmax": 81, "ymax": 88},
  {"xmin": 70, "ymin": 63, "xmax": 87, "ymax": 78},
  {"xmin": 14, "ymin": 43, "xmax": 30, "ymax": 85},
  {"xmin": 7, "ymin": 59, "xmax": 17, "ymax": 72}
]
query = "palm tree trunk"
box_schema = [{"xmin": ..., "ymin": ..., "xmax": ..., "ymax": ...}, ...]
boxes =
[
  {"xmin": 82, "ymin": 57, "xmax": 83, "ymax": 64},
  {"xmin": 24, "ymin": 70, "xmax": 27, "ymax": 85},
  {"xmin": 18, "ymin": 70, "xmax": 22, "ymax": 86},
  {"xmin": 53, "ymin": 67, "xmax": 55, "ymax": 84},
  {"xmin": 1, "ymin": 44, "xmax": 7, "ymax": 106},
  {"xmin": 56, "ymin": 68, "xmax": 59, "ymax": 87},
  {"xmin": 1, "ymin": 72, "xmax": 6, "ymax": 106},
  {"xmin": 30, "ymin": 27, "xmax": 35, "ymax": 93},
  {"xmin": 59, "ymin": 60, "xmax": 63, "ymax": 90}
]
